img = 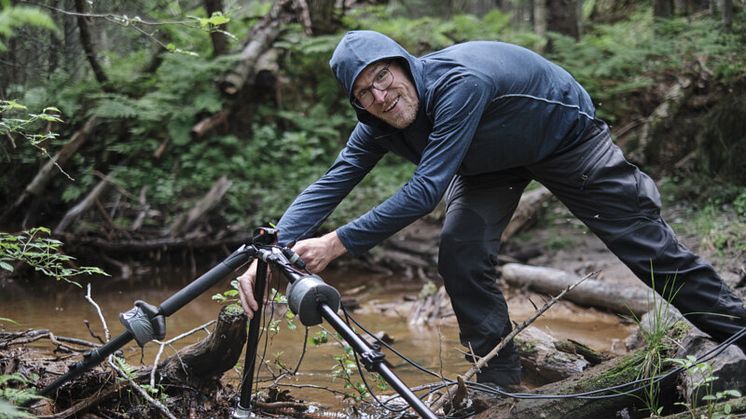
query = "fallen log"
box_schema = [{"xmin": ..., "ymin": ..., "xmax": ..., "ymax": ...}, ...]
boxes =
[
  {"xmin": 472, "ymin": 308, "xmax": 744, "ymax": 418},
  {"xmin": 674, "ymin": 328, "xmax": 746, "ymax": 407},
  {"xmin": 501, "ymin": 263, "xmax": 653, "ymax": 316},
  {"xmin": 54, "ymin": 173, "xmax": 113, "ymax": 234},
  {"xmin": 501, "ymin": 186, "xmax": 553, "ymax": 242},
  {"xmin": 167, "ymin": 176, "xmax": 232, "ymax": 236},
  {"xmin": 515, "ymin": 326, "xmax": 590, "ymax": 385}
]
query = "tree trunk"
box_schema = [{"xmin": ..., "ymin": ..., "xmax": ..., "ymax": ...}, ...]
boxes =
[
  {"xmin": 203, "ymin": 0, "xmax": 230, "ymax": 56},
  {"xmin": 155, "ymin": 306, "xmax": 247, "ymax": 389},
  {"xmin": 74, "ymin": 0, "xmax": 111, "ymax": 91},
  {"xmin": 654, "ymin": 0, "xmax": 674, "ymax": 18},
  {"xmin": 307, "ymin": 0, "xmax": 338, "ymax": 34},
  {"xmin": 501, "ymin": 263, "xmax": 653, "ymax": 316},
  {"xmin": 219, "ymin": 0, "xmax": 297, "ymax": 96},
  {"xmin": 547, "ymin": 0, "xmax": 580, "ymax": 49},
  {"xmin": 534, "ymin": 0, "xmax": 548, "ymax": 51},
  {"xmin": 721, "ymin": 0, "xmax": 733, "ymax": 31}
]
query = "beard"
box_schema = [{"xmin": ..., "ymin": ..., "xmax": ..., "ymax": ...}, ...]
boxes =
[{"xmin": 380, "ymin": 94, "xmax": 420, "ymax": 129}]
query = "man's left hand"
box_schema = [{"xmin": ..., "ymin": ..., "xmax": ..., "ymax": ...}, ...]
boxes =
[{"xmin": 292, "ymin": 231, "xmax": 347, "ymax": 273}]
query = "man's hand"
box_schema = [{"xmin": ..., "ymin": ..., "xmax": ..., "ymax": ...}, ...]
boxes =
[
  {"xmin": 292, "ymin": 231, "xmax": 347, "ymax": 273},
  {"xmin": 237, "ymin": 259, "xmax": 263, "ymax": 318}
]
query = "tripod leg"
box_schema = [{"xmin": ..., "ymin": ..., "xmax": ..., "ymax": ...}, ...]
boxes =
[{"xmin": 233, "ymin": 259, "xmax": 269, "ymax": 417}]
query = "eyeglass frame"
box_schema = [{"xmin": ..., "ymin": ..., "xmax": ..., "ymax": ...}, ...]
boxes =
[{"xmin": 352, "ymin": 63, "xmax": 394, "ymax": 110}]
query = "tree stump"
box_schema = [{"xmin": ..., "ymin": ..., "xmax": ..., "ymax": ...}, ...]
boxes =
[{"xmin": 155, "ymin": 304, "xmax": 247, "ymax": 390}]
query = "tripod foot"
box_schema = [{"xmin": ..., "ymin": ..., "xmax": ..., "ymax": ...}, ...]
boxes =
[{"xmin": 230, "ymin": 404, "xmax": 254, "ymax": 418}]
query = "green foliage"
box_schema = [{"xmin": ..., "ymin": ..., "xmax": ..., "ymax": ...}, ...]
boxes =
[
  {"xmin": 331, "ymin": 344, "xmax": 369, "ymax": 401},
  {"xmin": 0, "ymin": 4, "xmax": 58, "ymax": 52},
  {"xmin": 344, "ymin": 7, "xmax": 539, "ymax": 54},
  {"xmin": 630, "ymin": 272, "xmax": 684, "ymax": 416},
  {"xmin": 668, "ymin": 355, "xmax": 742, "ymax": 418},
  {"xmin": 212, "ymin": 279, "xmax": 241, "ymax": 304},
  {"xmin": 0, "ymin": 227, "xmax": 108, "ymax": 286},
  {"xmin": 1, "ymin": 100, "xmax": 63, "ymax": 150},
  {"xmin": 549, "ymin": 12, "xmax": 746, "ymax": 123},
  {"xmin": 0, "ymin": 373, "xmax": 40, "ymax": 418}
]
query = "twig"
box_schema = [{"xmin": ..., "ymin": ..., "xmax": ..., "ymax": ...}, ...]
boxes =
[
  {"xmin": 430, "ymin": 271, "xmax": 598, "ymax": 412},
  {"xmin": 108, "ymin": 358, "xmax": 177, "ymax": 419},
  {"xmin": 149, "ymin": 320, "xmax": 215, "ymax": 387},
  {"xmin": 84, "ymin": 283, "xmax": 110, "ymax": 341},
  {"xmin": 292, "ymin": 327, "xmax": 309, "ymax": 375},
  {"xmin": 83, "ymin": 320, "xmax": 105, "ymax": 344},
  {"xmin": 0, "ymin": 329, "xmax": 98, "ymax": 350}
]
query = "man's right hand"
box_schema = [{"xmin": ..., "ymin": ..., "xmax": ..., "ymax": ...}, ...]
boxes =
[{"xmin": 237, "ymin": 259, "xmax": 262, "ymax": 318}]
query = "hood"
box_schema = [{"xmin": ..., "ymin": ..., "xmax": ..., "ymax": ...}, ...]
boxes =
[{"xmin": 329, "ymin": 30, "xmax": 424, "ymax": 128}]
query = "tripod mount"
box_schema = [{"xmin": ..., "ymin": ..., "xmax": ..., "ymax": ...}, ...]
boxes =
[{"xmin": 34, "ymin": 227, "xmax": 436, "ymax": 418}]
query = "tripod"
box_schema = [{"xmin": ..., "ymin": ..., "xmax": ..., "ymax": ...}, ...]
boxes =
[{"xmin": 35, "ymin": 228, "xmax": 437, "ymax": 418}]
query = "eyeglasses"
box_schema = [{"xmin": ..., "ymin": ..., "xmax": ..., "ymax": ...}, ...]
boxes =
[{"xmin": 353, "ymin": 64, "xmax": 394, "ymax": 109}]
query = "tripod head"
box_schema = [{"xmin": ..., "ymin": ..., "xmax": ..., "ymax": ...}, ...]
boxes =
[{"xmin": 246, "ymin": 227, "xmax": 341, "ymax": 326}]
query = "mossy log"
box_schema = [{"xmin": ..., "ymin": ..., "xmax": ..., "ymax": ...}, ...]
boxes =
[
  {"xmin": 474, "ymin": 348, "xmax": 678, "ymax": 418},
  {"xmin": 515, "ymin": 326, "xmax": 590, "ymax": 385}
]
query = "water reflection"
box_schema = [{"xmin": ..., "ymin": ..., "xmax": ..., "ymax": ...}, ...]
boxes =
[{"xmin": 0, "ymin": 265, "xmax": 632, "ymax": 409}]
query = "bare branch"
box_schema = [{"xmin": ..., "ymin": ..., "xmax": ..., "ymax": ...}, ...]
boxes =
[{"xmin": 84, "ymin": 283, "xmax": 110, "ymax": 342}]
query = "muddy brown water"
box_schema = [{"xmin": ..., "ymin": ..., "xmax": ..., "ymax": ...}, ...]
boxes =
[{"xmin": 0, "ymin": 266, "xmax": 633, "ymax": 410}]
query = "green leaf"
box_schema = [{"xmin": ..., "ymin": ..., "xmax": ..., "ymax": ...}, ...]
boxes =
[
  {"xmin": 0, "ymin": 317, "xmax": 19, "ymax": 325},
  {"xmin": 0, "ymin": 261, "xmax": 13, "ymax": 272},
  {"xmin": 207, "ymin": 12, "xmax": 229, "ymax": 26}
]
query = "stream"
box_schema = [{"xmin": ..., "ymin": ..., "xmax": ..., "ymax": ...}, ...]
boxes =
[{"xmin": 0, "ymin": 265, "xmax": 634, "ymax": 409}]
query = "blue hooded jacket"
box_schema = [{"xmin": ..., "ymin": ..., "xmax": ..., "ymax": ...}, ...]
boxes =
[{"xmin": 275, "ymin": 31, "xmax": 596, "ymax": 255}]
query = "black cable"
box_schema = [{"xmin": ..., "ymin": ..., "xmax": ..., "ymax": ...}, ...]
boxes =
[
  {"xmin": 342, "ymin": 305, "xmax": 746, "ymax": 402},
  {"xmin": 341, "ymin": 308, "xmax": 411, "ymax": 414}
]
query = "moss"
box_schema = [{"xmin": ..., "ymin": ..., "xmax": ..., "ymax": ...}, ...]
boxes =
[{"xmin": 223, "ymin": 303, "xmax": 246, "ymax": 317}]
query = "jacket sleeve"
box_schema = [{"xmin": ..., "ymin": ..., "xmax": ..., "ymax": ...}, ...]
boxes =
[
  {"xmin": 337, "ymin": 73, "xmax": 495, "ymax": 256},
  {"xmin": 274, "ymin": 123, "xmax": 387, "ymax": 246}
]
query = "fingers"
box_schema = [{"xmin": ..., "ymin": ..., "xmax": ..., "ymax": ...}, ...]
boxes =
[
  {"xmin": 237, "ymin": 261, "xmax": 259, "ymax": 318},
  {"xmin": 292, "ymin": 241, "xmax": 328, "ymax": 273}
]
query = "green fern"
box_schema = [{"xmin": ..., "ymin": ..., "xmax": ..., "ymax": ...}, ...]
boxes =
[{"xmin": 0, "ymin": 5, "xmax": 58, "ymax": 51}]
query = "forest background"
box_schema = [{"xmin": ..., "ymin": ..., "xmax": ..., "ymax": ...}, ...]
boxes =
[
  {"xmin": 1, "ymin": 0, "xmax": 744, "ymax": 265},
  {"xmin": 0, "ymin": 0, "xmax": 745, "ymax": 415}
]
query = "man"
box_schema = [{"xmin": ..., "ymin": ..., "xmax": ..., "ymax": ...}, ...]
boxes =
[{"xmin": 238, "ymin": 30, "xmax": 746, "ymax": 388}]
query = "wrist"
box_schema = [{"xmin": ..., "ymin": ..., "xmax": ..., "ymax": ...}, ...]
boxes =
[{"xmin": 325, "ymin": 231, "xmax": 347, "ymax": 258}]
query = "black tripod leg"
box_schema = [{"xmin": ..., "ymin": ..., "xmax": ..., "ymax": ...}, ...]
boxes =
[
  {"xmin": 233, "ymin": 259, "xmax": 269, "ymax": 417},
  {"xmin": 319, "ymin": 305, "xmax": 438, "ymax": 419}
]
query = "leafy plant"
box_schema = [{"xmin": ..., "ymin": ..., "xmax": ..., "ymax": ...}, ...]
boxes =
[
  {"xmin": 0, "ymin": 2, "xmax": 58, "ymax": 52},
  {"xmin": 0, "ymin": 227, "xmax": 108, "ymax": 286},
  {"xmin": 0, "ymin": 373, "xmax": 41, "ymax": 419},
  {"xmin": 667, "ymin": 355, "xmax": 742, "ymax": 418}
]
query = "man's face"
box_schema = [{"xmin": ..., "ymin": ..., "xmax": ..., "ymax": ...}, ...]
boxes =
[{"xmin": 352, "ymin": 61, "xmax": 420, "ymax": 129}]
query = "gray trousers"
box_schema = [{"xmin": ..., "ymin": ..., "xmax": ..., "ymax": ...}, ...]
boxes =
[{"xmin": 438, "ymin": 119, "xmax": 746, "ymax": 360}]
